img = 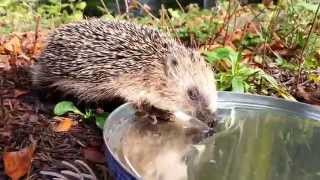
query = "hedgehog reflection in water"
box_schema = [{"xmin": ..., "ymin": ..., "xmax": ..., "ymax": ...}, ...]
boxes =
[
  {"xmin": 31, "ymin": 18, "xmax": 218, "ymax": 126},
  {"xmin": 119, "ymin": 115, "xmax": 214, "ymax": 180}
]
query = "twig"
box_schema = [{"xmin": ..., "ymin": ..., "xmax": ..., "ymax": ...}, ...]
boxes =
[
  {"xmin": 135, "ymin": 1, "xmax": 159, "ymax": 21},
  {"xmin": 223, "ymin": 1, "xmax": 239, "ymax": 45},
  {"xmin": 208, "ymin": 0, "xmax": 238, "ymax": 45},
  {"xmin": 115, "ymin": 0, "xmax": 121, "ymax": 15},
  {"xmin": 0, "ymin": 79, "xmax": 4, "ymax": 119},
  {"xmin": 161, "ymin": 4, "xmax": 182, "ymax": 44},
  {"xmin": 99, "ymin": 0, "xmax": 111, "ymax": 15},
  {"xmin": 33, "ymin": 15, "xmax": 40, "ymax": 56},
  {"xmin": 124, "ymin": 0, "xmax": 129, "ymax": 14},
  {"xmin": 40, "ymin": 171, "xmax": 69, "ymax": 180},
  {"xmin": 40, "ymin": 160, "xmax": 98, "ymax": 180},
  {"xmin": 175, "ymin": 0, "xmax": 185, "ymax": 13},
  {"xmin": 75, "ymin": 160, "xmax": 97, "ymax": 180},
  {"xmin": 296, "ymin": 3, "xmax": 320, "ymax": 86}
]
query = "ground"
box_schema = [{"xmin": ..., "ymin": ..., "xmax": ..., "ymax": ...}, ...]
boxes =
[{"xmin": 0, "ymin": 32, "xmax": 112, "ymax": 180}]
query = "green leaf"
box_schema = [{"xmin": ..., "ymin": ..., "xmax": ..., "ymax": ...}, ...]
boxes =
[
  {"xmin": 75, "ymin": 2, "xmax": 86, "ymax": 10},
  {"xmin": 0, "ymin": 0, "xmax": 11, "ymax": 7},
  {"xmin": 84, "ymin": 109, "xmax": 94, "ymax": 119},
  {"xmin": 231, "ymin": 77, "xmax": 245, "ymax": 93},
  {"xmin": 296, "ymin": 2, "xmax": 319, "ymax": 13},
  {"xmin": 204, "ymin": 47, "xmax": 241, "ymax": 74},
  {"xmin": 95, "ymin": 112, "xmax": 109, "ymax": 129},
  {"xmin": 204, "ymin": 47, "xmax": 234, "ymax": 63},
  {"xmin": 238, "ymin": 66, "xmax": 259, "ymax": 78},
  {"xmin": 168, "ymin": 8, "xmax": 181, "ymax": 19},
  {"xmin": 54, "ymin": 101, "xmax": 84, "ymax": 116},
  {"xmin": 217, "ymin": 73, "xmax": 233, "ymax": 91},
  {"xmin": 231, "ymin": 52, "xmax": 241, "ymax": 76},
  {"xmin": 257, "ymin": 69, "xmax": 296, "ymax": 101}
]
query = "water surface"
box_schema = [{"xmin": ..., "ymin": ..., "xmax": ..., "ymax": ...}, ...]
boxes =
[{"xmin": 114, "ymin": 107, "xmax": 320, "ymax": 180}]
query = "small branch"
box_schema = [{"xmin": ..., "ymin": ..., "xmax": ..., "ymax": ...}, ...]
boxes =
[
  {"xmin": 223, "ymin": 1, "xmax": 239, "ymax": 45},
  {"xmin": 115, "ymin": 0, "xmax": 121, "ymax": 15},
  {"xmin": 124, "ymin": 0, "xmax": 129, "ymax": 14},
  {"xmin": 161, "ymin": 5, "xmax": 182, "ymax": 45},
  {"xmin": 135, "ymin": 1, "xmax": 159, "ymax": 21},
  {"xmin": 208, "ymin": 0, "xmax": 238, "ymax": 45},
  {"xmin": 32, "ymin": 15, "xmax": 40, "ymax": 56},
  {"xmin": 296, "ymin": 3, "xmax": 320, "ymax": 86},
  {"xmin": 175, "ymin": 0, "xmax": 185, "ymax": 13},
  {"xmin": 99, "ymin": 0, "xmax": 111, "ymax": 15},
  {"xmin": 0, "ymin": 79, "xmax": 4, "ymax": 131}
]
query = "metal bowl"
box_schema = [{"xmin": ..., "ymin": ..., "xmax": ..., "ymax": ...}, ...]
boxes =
[{"xmin": 103, "ymin": 91, "xmax": 320, "ymax": 180}]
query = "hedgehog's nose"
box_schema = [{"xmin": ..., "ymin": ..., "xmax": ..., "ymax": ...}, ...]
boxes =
[
  {"xmin": 185, "ymin": 118, "xmax": 215, "ymax": 144},
  {"xmin": 196, "ymin": 111, "xmax": 217, "ymax": 128}
]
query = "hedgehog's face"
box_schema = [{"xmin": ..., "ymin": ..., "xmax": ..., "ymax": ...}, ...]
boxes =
[{"xmin": 164, "ymin": 49, "xmax": 218, "ymax": 126}]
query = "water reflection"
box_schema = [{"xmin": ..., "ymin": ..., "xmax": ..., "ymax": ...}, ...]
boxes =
[
  {"xmin": 117, "ymin": 108, "xmax": 320, "ymax": 180},
  {"xmin": 190, "ymin": 108, "xmax": 320, "ymax": 180},
  {"xmin": 118, "ymin": 116, "xmax": 212, "ymax": 180}
]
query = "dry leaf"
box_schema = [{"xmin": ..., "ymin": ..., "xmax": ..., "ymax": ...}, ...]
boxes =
[
  {"xmin": 53, "ymin": 117, "xmax": 77, "ymax": 132},
  {"xmin": 270, "ymin": 40, "xmax": 285, "ymax": 51},
  {"xmin": 297, "ymin": 85, "xmax": 320, "ymax": 106},
  {"xmin": 13, "ymin": 89, "xmax": 29, "ymax": 98},
  {"xmin": 0, "ymin": 55, "xmax": 11, "ymax": 71},
  {"xmin": 82, "ymin": 147, "xmax": 105, "ymax": 163},
  {"xmin": 3, "ymin": 36, "xmax": 21, "ymax": 55},
  {"xmin": 0, "ymin": 45, "xmax": 5, "ymax": 54},
  {"xmin": 230, "ymin": 29, "xmax": 243, "ymax": 43},
  {"xmin": 3, "ymin": 141, "xmax": 36, "ymax": 180}
]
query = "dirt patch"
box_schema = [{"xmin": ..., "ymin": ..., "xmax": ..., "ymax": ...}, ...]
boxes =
[{"xmin": 0, "ymin": 68, "xmax": 113, "ymax": 179}]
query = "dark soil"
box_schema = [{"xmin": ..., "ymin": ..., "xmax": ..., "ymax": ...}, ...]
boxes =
[{"xmin": 0, "ymin": 68, "xmax": 113, "ymax": 180}]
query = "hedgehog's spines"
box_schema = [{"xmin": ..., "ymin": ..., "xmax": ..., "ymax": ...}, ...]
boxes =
[{"xmin": 32, "ymin": 18, "xmax": 218, "ymax": 124}]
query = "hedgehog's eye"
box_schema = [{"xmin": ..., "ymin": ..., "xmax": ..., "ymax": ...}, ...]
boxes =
[
  {"xmin": 187, "ymin": 87, "xmax": 200, "ymax": 101},
  {"xmin": 169, "ymin": 57, "xmax": 178, "ymax": 67},
  {"xmin": 164, "ymin": 55, "xmax": 179, "ymax": 77},
  {"xmin": 190, "ymin": 52, "xmax": 196, "ymax": 62}
]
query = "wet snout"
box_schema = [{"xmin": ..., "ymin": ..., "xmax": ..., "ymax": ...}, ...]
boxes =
[
  {"xmin": 196, "ymin": 109, "xmax": 217, "ymax": 128},
  {"xmin": 184, "ymin": 117, "xmax": 215, "ymax": 144},
  {"xmin": 173, "ymin": 111, "xmax": 215, "ymax": 143}
]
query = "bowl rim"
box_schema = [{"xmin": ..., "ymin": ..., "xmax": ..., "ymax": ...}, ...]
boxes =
[
  {"xmin": 216, "ymin": 91, "xmax": 320, "ymax": 120},
  {"xmin": 103, "ymin": 91, "xmax": 320, "ymax": 179},
  {"xmin": 103, "ymin": 102, "xmax": 141, "ymax": 179}
]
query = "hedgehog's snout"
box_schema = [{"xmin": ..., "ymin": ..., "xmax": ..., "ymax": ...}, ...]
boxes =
[
  {"xmin": 184, "ymin": 118, "xmax": 215, "ymax": 144},
  {"xmin": 195, "ymin": 109, "xmax": 217, "ymax": 128}
]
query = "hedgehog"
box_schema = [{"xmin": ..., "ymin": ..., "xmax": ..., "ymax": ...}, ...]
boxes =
[{"xmin": 31, "ymin": 18, "xmax": 218, "ymax": 126}]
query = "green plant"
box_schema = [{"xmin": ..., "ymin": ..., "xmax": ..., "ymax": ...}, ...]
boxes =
[
  {"xmin": 241, "ymin": 33, "xmax": 265, "ymax": 48},
  {"xmin": 204, "ymin": 47, "xmax": 296, "ymax": 100},
  {"xmin": 166, "ymin": 5, "xmax": 222, "ymax": 44},
  {"xmin": 204, "ymin": 47, "xmax": 257, "ymax": 92},
  {"xmin": 37, "ymin": 0, "xmax": 87, "ymax": 28},
  {"xmin": 0, "ymin": 0, "xmax": 87, "ymax": 34},
  {"xmin": 54, "ymin": 101, "xmax": 108, "ymax": 129}
]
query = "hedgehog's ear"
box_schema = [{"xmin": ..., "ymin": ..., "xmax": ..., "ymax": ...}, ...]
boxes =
[{"xmin": 164, "ymin": 55, "xmax": 179, "ymax": 77}]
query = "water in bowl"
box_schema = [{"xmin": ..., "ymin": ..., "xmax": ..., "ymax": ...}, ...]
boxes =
[{"xmin": 114, "ymin": 107, "xmax": 320, "ymax": 180}]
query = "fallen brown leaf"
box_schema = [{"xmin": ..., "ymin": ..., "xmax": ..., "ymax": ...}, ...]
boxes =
[
  {"xmin": 13, "ymin": 89, "xmax": 29, "ymax": 98},
  {"xmin": 270, "ymin": 40, "xmax": 285, "ymax": 51},
  {"xmin": 53, "ymin": 117, "xmax": 77, "ymax": 132},
  {"xmin": 3, "ymin": 141, "xmax": 36, "ymax": 180},
  {"xmin": 0, "ymin": 45, "xmax": 5, "ymax": 54},
  {"xmin": 297, "ymin": 85, "xmax": 320, "ymax": 106},
  {"xmin": 3, "ymin": 36, "xmax": 21, "ymax": 55},
  {"xmin": 0, "ymin": 55, "xmax": 11, "ymax": 71},
  {"xmin": 82, "ymin": 147, "xmax": 105, "ymax": 164}
]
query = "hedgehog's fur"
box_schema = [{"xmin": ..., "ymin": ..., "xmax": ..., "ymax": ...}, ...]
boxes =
[{"xmin": 32, "ymin": 18, "xmax": 217, "ymax": 125}]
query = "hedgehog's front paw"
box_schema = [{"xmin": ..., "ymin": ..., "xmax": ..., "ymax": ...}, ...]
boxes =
[
  {"xmin": 135, "ymin": 110, "xmax": 173, "ymax": 124},
  {"xmin": 133, "ymin": 102, "xmax": 173, "ymax": 123}
]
